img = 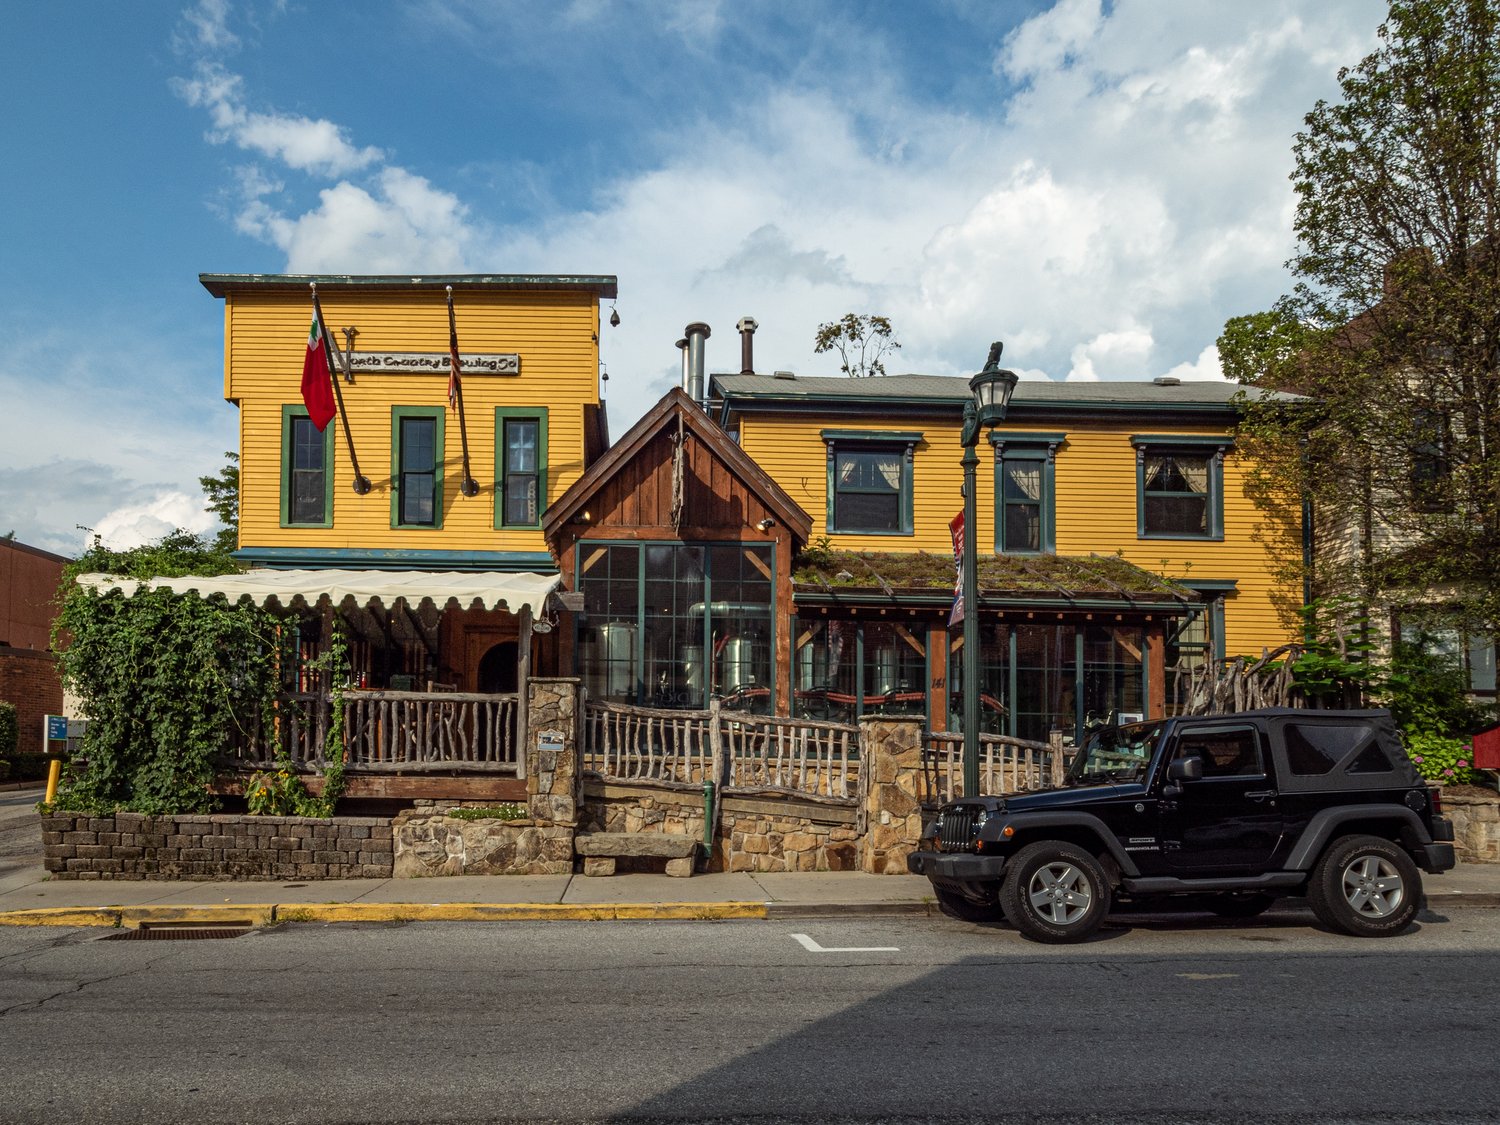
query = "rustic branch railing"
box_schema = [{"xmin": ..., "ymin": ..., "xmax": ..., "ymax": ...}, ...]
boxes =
[
  {"xmin": 342, "ymin": 690, "xmax": 520, "ymax": 772},
  {"xmin": 582, "ymin": 700, "xmax": 859, "ymax": 801},
  {"xmin": 923, "ymin": 730, "xmax": 1065, "ymax": 805},
  {"xmin": 227, "ymin": 690, "xmax": 520, "ymax": 773}
]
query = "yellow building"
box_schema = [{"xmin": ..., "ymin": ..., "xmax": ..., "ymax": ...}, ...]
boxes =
[
  {"xmin": 201, "ymin": 272, "xmax": 615, "ymax": 704},
  {"xmin": 202, "ymin": 272, "xmax": 616, "ymax": 573},
  {"xmin": 708, "ymin": 367, "xmax": 1304, "ymax": 739}
]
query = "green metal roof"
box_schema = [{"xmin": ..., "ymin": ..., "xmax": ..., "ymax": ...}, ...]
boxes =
[
  {"xmin": 200, "ymin": 273, "xmax": 619, "ymax": 299},
  {"xmin": 712, "ymin": 372, "xmax": 1302, "ymax": 414}
]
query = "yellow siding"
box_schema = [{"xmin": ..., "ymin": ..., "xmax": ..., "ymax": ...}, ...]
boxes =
[
  {"xmin": 739, "ymin": 413, "xmax": 1298, "ymax": 659},
  {"xmin": 225, "ymin": 287, "xmax": 598, "ymax": 554}
]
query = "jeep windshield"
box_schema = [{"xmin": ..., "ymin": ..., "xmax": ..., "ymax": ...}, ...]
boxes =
[{"xmin": 1067, "ymin": 720, "xmax": 1165, "ymax": 783}]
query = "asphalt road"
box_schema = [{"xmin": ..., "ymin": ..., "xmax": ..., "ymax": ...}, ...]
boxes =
[{"xmin": 0, "ymin": 907, "xmax": 1497, "ymax": 1125}]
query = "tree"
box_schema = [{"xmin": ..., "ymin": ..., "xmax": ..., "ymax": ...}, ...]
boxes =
[
  {"xmin": 199, "ymin": 452, "xmax": 239, "ymax": 554},
  {"xmin": 813, "ymin": 314, "xmax": 902, "ymax": 378},
  {"xmin": 1222, "ymin": 0, "xmax": 1500, "ymax": 653}
]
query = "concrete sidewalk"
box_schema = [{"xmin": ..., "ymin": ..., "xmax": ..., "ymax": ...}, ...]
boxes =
[{"xmin": 0, "ymin": 857, "xmax": 1496, "ymax": 928}]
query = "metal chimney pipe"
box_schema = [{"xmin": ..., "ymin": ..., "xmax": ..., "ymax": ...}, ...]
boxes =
[
  {"xmin": 736, "ymin": 316, "xmax": 758, "ymax": 376},
  {"xmin": 684, "ymin": 322, "xmax": 711, "ymax": 405},
  {"xmin": 677, "ymin": 337, "xmax": 690, "ymax": 396}
]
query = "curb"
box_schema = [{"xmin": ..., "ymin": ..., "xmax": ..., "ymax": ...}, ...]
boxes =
[
  {"xmin": 766, "ymin": 901, "xmax": 937, "ymax": 919},
  {"xmin": 0, "ymin": 900, "xmax": 772, "ymax": 928}
]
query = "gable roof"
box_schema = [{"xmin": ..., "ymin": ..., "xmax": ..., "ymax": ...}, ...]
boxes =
[{"xmin": 541, "ymin": 387, "xmax": 813, "ymax": 544}]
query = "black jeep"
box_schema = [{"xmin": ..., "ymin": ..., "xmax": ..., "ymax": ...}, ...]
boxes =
[{"xmin": 907, "ymin": 708, "xmax": 1456, "ymax": 942}]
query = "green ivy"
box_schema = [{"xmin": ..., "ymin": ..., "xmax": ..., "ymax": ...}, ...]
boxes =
[
  {"xmin": 446, "ymin": 803, "xmax": 527, "ymax": 821},
  {"xmin": 51, "ymin": 530, "xmax": 280, "ymax": 815},
  {"xmin": 0, "ymin": 702, "xmax": 16, "ymax": 759}
]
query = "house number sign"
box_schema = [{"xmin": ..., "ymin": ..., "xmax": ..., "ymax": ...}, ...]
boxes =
[{"xmin": 346, "ymin": 351, "xmax": 520, "ymax": 375}]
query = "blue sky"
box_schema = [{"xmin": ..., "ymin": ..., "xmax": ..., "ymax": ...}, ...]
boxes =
[{"xmin": 0, "ymin": 0, "xmax": 1384, "ymax": 556}]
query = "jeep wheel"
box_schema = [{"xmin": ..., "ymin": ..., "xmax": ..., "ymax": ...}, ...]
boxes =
[
  {"xmin": 999, "ymin": 841, "xmax": 1111, "ymax": 943},
  {"xmin": 1307, "ymin": 835, "xmax": 1422, "ymax": 937},
  {"xmin": 935, "ymin": 887, "xmax": 1002, "ymax": 923}
]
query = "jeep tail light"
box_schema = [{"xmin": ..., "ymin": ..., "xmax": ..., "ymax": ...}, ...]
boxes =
[{"xmin": 1429, "ymin": 786, "xmax": 1444, "ymax": 817}]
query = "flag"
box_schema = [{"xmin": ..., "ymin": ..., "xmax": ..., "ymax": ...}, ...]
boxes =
[
  {"xmin": 447, "ymin": 291, "xmax": 462, "ymax": 410},
  {"xmin": 948, "ymin": 511, "xmax": 965, "ymax": 626},
  {"xmin": 300, "ymin": 307, "xmax": 337, "ymax": 432}
]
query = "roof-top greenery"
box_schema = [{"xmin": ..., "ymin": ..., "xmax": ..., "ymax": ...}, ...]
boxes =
[{"xmin": 792, "ymin": 548, "xmax": 1198, "ymax": 603}]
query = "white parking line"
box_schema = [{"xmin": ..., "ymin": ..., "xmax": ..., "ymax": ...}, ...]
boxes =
[{"xmin": 790, "ymin": 933, "xmax": 899, "ymax": 953}]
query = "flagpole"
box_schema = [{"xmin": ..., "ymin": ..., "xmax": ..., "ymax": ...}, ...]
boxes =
[
  {"xmin": 311, "ymin": 283, "xmax": 372, "ymax": 495},
  {"xmin": 447, "ymin": 285, "xmax": 480, "ymax": 497}
]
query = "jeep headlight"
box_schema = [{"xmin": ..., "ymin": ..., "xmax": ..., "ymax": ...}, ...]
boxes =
[{"xmin": 974, "ymin": 808, "xmax": 989, "ymax": 830}]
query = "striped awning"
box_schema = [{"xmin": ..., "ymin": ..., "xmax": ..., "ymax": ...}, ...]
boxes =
[{"xmin": 74, "ymin": 569, "xmax": 561, "ymax": 616}]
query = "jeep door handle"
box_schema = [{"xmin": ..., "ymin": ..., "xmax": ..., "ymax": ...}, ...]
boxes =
[{"xmin": 1244, "ymin": 790, "xmax": 1277, "ymax": 801}]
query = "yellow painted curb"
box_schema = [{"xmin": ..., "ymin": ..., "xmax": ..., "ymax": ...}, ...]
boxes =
[
  {"xmin": 0, "ymin": 907, "xmax": 123, "ymax": 928},
  {"xmin": 119, "ymin": 904, "xmax": 277, "ymax": 928},
  {"xmin": 275, "ymin": 901, "xmax": 770, "ymax": 924}
]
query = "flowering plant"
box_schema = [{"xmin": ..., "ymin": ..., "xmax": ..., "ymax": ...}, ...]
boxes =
[
  {"xmin": 246, "ymin": 754, "xmax": 324, "ymax": 816},
  {"xmin": 1405, "ymin": 731, "xmax": 1476, "ymax": 787}
]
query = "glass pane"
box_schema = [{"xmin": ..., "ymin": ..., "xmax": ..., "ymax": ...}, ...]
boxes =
[
  {"xmin": 1145, "ymin": 494, "xmax": 1207, "ymax": 534},
  {"xmin": 504, "ymin": 474, "xmax": 537, "ymax": 525},
  {"xmin": 506, "ymin": 420, "xmax": 538, "ymax": 473},
  {"xmin": 643, "ymin": 545, "xmax": 706, "ymax": 709},
  {"xmin": 861, "ymin": 622, "xmax": 926, "ymax": 719},
  {"xmin": 1005, "ymin": 503, "xmax": 1040, "ymax": 551},
  {"xmin": 837, "ymin": 450, "xmax": 900, "ymax": 492},
  {"xmin": 1082, "ymin": 625, "xmax": 1143, "ymax": 726},
  {"xmin": 836, "ymin": 491, "xmax": 900, "ymax": 531},
  {"xmin": 402, "ymin": 474, "xmax": 434, "ymax": 525},
  {"xmin": 1014, "ymin": 625, "xmax": 1077, "ymax": 743},
  {"xmin": 577, "ymin": 545, "xmax": 641, "ymax": 703},
  {"xmin": 1285, "ymin": 722, "xmax": 1369, "ymax": 775},
  {"xmin": 401, "ymin": 418, "xmax": 435, "ymax": 472},
  {"xmin": 793, "ymin": 618, "xmax": 856, "ymax": 724}
]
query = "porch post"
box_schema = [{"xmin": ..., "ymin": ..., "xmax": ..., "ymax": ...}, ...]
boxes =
[{"xmin": 516, "ymin": 603, "xmax": 532, "ymax": 779}]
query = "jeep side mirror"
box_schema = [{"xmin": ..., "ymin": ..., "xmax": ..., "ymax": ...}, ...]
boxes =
[{"xmin": 1168, "ymin": 756, "xmax": 1204, "ymax": 782}]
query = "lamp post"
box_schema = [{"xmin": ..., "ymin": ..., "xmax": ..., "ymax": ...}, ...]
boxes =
[{"xmin": 961, "ymin": 343, "xmax": 1019, "ymax": 798}]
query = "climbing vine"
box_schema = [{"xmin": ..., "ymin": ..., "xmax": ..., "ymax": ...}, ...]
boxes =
[{"xmin": 51, "ymin": 530, "xmax": 280, "ymax": 815}]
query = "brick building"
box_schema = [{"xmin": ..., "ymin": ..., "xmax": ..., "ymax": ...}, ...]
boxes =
[{"xmin": 0, "ymin": 538, "xmax": 67, "ymax": 755}]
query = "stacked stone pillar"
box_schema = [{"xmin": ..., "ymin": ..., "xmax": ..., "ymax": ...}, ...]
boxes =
[
  {"xmin": 858, "ymin": 716, "xmax": 926, "ymax": 874},
  {"xmin": 525, "ymin": 677, "xmax": 582, "ymax": 826}
]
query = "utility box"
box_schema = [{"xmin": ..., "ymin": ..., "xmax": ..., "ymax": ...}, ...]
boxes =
[{"xmin": 1470, "ymin": 722, "xmax": 1500, "ymax": 770}]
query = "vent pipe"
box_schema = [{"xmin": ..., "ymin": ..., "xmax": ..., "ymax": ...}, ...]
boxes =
[
  {"xmin": 736, "ymin": 316, "xmax": 758, "ymax": 376},
  {"xmin": 684, "ymin": 322, "xmax": 711, "ymax": 405},
  {"xmin": 677, "ymin": 337, "xmax": 689, "ymax": 397}
]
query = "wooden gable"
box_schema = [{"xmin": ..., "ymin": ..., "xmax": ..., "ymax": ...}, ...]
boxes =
[{"xmin": 544, "ymin": 387, "xmax": 812, "ymax": 555}]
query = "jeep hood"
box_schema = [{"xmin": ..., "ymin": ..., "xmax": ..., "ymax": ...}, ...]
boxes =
[{"xmin": 1000, "ymin": 781, "xmax": 1147, "ymax": 811}]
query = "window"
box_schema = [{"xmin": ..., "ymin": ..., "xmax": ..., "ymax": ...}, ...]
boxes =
[
  {"xmin": 822, "ymin": 430, "xmax": 919, "ymax": 535},
  {"xmin": 1410, "ymin": 408, "xmax": 1450, "ymax": 511},
  {"xmin": 392, "ymin": 407, "xmax": 444, "ymax": 528},
  {"xmin": 281, "ymin": 406, "xmax": 333, "ymax": 527},
  {"xmin": 991, "ymin": 433, "xmax": 1063, "ymax": 553},
  {"xmin": 1174, "ymin": 726, "xmax": 1264, "ymax": 777},
  {"xmin": 1395, "ymin": 619, "xmax": 1496, "ymax": 695},
  {"xmin": 576, "ymin": 542, "xmax": 777, "ymax": 713},
  {"xmin": 1132, "ymin": 436, "xmax": 1229, "ymax": 539},
  {"xmin": 494, "ymin": 408, "xmax": 548, "ymax": 528}
]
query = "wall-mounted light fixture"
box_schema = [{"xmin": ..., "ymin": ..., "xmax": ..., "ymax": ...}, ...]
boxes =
[{"xmin": 755, "ymin": 517, "xmax": 776, "ymax": 531}]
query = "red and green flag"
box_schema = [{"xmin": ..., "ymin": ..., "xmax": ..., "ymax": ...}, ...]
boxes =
[{"xmin": 301, "ymin": 307, "xmax": 337, "ymax": 431}]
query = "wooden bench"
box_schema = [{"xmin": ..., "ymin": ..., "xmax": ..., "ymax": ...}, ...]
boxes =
[{"xmin": 574, "ymin": 832, "xmax": 699, "ymax": 877}]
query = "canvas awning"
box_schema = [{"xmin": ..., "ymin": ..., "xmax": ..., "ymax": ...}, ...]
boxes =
[{"xmin": 74, "ymin": 569, "xmax": 562, "ymax": 616}]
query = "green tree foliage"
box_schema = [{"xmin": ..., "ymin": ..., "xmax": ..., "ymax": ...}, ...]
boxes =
[
  {"xmin": 813, "ymin": 314, "xmax": 901, "ymax": 378},
  {"xmin": 51, "ymin": 530, "xmax": 278, "ymax": 814},
  {"xmin": 0, "ymin": 702, "xmax": 16, "ymax": 759},
  {"xmin": 1222, "ymin": 0, "xmax": 1500, "ymax": 646},
  {"xmin": 199, "ymin": 452, "xmax": 239, "ymax": 554}
]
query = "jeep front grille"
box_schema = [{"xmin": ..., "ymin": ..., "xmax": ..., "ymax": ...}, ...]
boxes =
[{"xmin": 940, "ymin": 806, "xmax": 979, "ymax": 852}]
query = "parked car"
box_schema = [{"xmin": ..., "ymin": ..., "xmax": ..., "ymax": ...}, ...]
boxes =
[{"xmin": 908, "ymin": 708, "xmax": 1455, "ymax": 942}]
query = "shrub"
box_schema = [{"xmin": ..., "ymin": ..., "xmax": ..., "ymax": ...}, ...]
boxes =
[
  {"xmin": 0, "ymin": 702, "xmax": 16, "ymax": 759},
  {"xmin": 1406, "ymin": 731, "xmax": 1477, "ymax": 787}
]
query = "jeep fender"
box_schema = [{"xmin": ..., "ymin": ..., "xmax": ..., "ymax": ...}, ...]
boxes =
[
  {"xmin": 981, "ymin": 811, "xmax": 1141, "ymax": 878},
  {"xmin": 1284, "ymin": 805, "xmax": 1432, "ymax": 871}
]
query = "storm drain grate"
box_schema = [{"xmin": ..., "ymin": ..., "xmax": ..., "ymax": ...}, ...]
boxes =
[{"xmin": 101, "ymin": 923, "xmax": 254, "ymax": 941}]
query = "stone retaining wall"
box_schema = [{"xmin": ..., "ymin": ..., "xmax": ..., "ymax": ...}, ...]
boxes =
[
  {"xmin": 41, "ymin": 812, "xmax": 393, "ymax": 880},
  {"xmin": 392, "ymin": 813, "xmax": 573, "ymax": 876},
  {"xmin": 1446, "ymin": 792, "xmax": 1500, "ymax": 863}
]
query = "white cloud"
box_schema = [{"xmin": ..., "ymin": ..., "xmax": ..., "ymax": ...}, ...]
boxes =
[
  {"xmin": 93, "ymin": 492, "xmax": 218, "ymax": 552},
  {"xmin": 174, "ymin": 62, "xmax": 384, "ymax": 177},
  {"xmin": 1161, "ymin": 343, "xmax": 1225, "ymax": 382},
  {"xmin": 175, "ymin": 0, "xmax": 238, "ymax": 53}
]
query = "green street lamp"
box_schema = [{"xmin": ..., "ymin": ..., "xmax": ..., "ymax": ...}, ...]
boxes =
[{"xmin": 961, "ymin": 342, "xmax": 1019, "ymax": 798}]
